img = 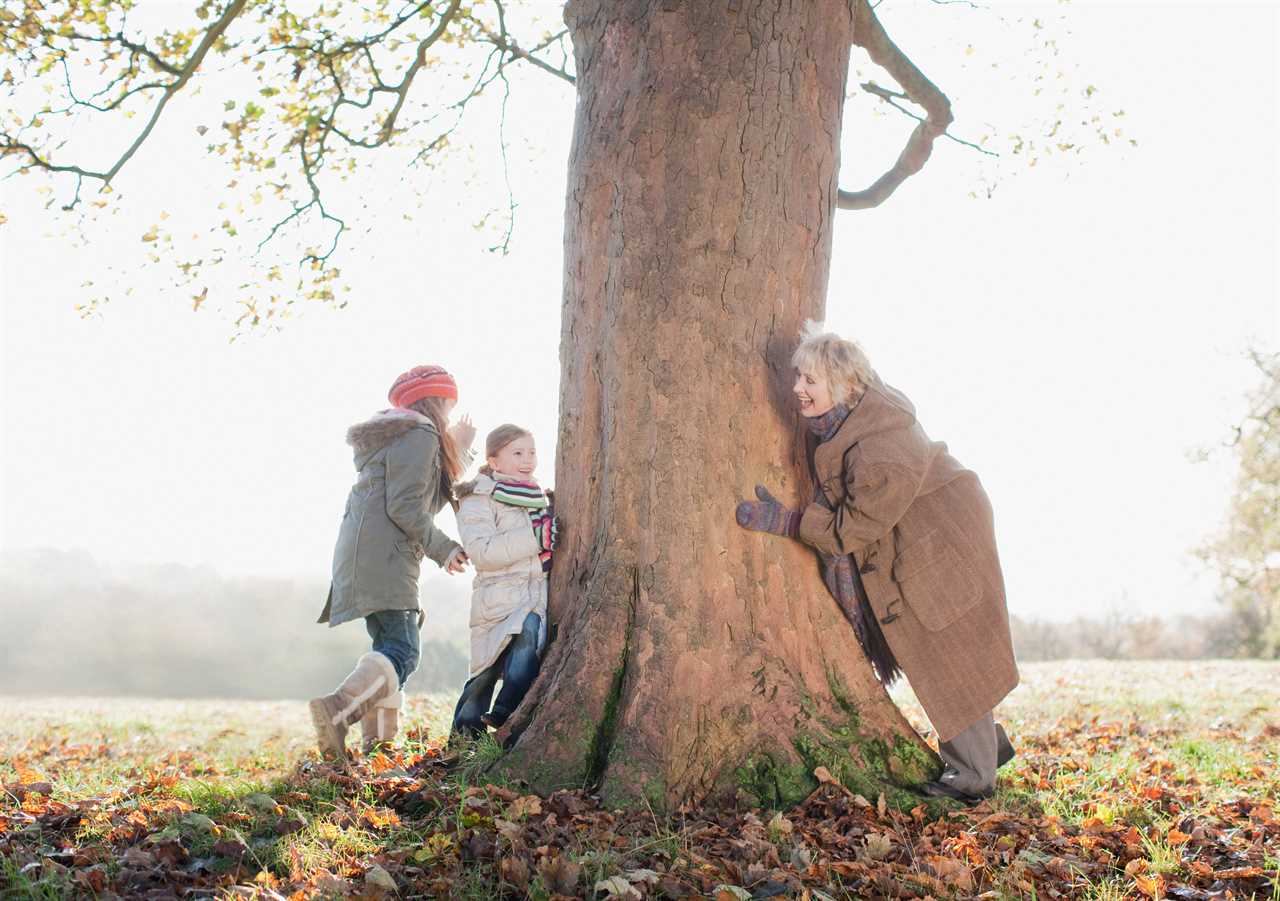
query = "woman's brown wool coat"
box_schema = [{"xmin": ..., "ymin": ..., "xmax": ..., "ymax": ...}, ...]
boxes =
[{"xmin": 798, "ymin": 373, "xmax": 1019, "ymax": 742}]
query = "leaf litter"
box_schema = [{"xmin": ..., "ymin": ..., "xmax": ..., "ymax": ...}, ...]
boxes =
[{"xmin": 1, "ymin": 663, "xmax": 1277, "ymax": 898}]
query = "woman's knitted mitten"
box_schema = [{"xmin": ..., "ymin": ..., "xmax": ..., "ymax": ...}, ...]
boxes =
[{"xmin": 735, "ymin": 485, "xmax": 800, "ymax": 538}]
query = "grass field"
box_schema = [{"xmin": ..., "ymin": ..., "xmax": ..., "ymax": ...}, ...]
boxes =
[{"xmin": 2, "ymin": 661, "xmax": 1277, "ymax": 899}]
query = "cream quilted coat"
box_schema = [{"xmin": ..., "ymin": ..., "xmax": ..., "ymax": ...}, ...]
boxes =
[{"xmin": 456, "ymin": 473, "xmax": 549, "ymax": 676}]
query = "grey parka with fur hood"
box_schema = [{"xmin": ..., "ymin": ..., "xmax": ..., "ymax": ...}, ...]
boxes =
[{"xmin": 318, "ymin": 409, "xmax": 461, "ymax": 627}]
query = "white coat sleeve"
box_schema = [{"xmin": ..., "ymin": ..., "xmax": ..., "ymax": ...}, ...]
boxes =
[{"xmin": 457, "ymin": 495, "xmax": 542, "ymax": 572}]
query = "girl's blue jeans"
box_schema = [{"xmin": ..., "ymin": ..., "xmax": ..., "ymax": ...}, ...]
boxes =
[
  {"xmin": 365, "ymin": 610, "xmax": 420, "ymax": 689},
  {"xmin": 452, "ymin": 612, "xmax": 542, "ymax": 737}
]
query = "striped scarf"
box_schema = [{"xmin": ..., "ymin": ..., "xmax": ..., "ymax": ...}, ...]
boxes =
[{"xmin": 491, "ymin": 478, "xmax": 555, "ymax": 572}]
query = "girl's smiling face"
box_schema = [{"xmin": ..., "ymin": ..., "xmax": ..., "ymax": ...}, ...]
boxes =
[
  {"xmin": 793, "ymin": 368, "xmax": 835, "ymax": 418},
  {"xmin": 489, "ymin": 434, "xmax": 537, "ymax": 479}
]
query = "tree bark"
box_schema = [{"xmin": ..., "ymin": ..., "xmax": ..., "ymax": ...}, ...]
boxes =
[{"xmin": 497, "ymin": 0, "xmax": 940, "ymax": 809}]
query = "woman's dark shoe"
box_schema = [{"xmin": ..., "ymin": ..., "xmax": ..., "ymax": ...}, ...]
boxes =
[
  {"xmin": 920, "ymin": 779, "xmax": 987, "ymax": 803},
  {"xmin": 480, "ymin": 713, "xmax": 507, "ymax": 730},
  {"xmin": 919, "ymin": 765, "xmax": 993, "ymax": 804},
  {"xmin": 996, "ymin": 722, "xmax": 1016, "ymax": 768}
]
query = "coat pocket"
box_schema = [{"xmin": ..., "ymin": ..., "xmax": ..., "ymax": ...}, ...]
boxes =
[
  {"xmin": 395, "ymin": 540, "xmax": 426, "ymax": 562},
  {"xmin": 891, "ymin": 530, "xmax": 982, "ymax": 632}
]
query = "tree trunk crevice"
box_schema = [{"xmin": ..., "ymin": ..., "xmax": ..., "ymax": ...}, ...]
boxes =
[{"xmin": 584, "ymin": 566, "xmax": 640, "ymax": 788}]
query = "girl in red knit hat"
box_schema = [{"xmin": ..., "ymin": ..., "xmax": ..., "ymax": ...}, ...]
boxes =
[{"xmin": 310, "ymin": 365, "xmax": 478, "ymax": 759}]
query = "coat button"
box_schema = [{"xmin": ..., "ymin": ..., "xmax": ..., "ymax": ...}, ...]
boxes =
[
  {"xmin": 880, "ymin": 613, "xmax": 899, "ymax": 625},
  {"xmin": 860, "ymin": 562, "xmax": 877, "ymax": 574}
]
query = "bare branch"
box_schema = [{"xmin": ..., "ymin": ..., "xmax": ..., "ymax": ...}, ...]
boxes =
[
  {"xmin": 408, "ymin": 45, "xmax": 506, "ymax": 169},
  {"xmin": 251, "ymin": 4, "xmax": 467, "ymax": 260},
  {"xmin": 490, "ymin": 55, "xmax": 517, "ymax": 254},
  {"xmin": 466, "ymin": 6, "xmax": 575, "ymax": 85},
  {"xmin": 838, "ymin": 0, "xmax": 954, "ymax": 211},
  {"xmin": 859, "ymin": 81, "xmax": 996, "ymax": 157},
  {"xmin": 62, "ymin": 28, "xmax": 184, "ymax": 77},
  {"xmin": 1217, "ymin": 349, "xmax": 1280, "ymax": 448},
  {"xmin": 1, "ymin": 0, "xmax": 248, "ymax": 187},
  {"xmin": 874, "ymin": 0, "xmax": 984, "ymax": 8},
  {"xmin": 375, "ymin": 0, "xmax": 463, "ymax": 142},
  {"xmin": 59, "ymin": 56, "xmax": 169, "ymax": 115},
  {"xmin": 257, "ymin": 143, "xmax": 346, "ymax": 265},
  {"xmin": 98, "ymin": 0, "xmax": 248, "ymax": 184},
  {"xmin": 280, "ymin": 0, "xmax": 462, "ymax": 152}
]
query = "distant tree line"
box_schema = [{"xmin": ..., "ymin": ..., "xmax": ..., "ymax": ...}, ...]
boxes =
[
  {"xmin": 0, "ymin": 549, "xmax": 471, "ymax": 699},
  {"xmin": 2, "ymin": 536, "xmax": 1273, "ymax": 702},
  {"xmin": 1009, "ymin": 610, "xmax": 1253, "ymax": 661}
]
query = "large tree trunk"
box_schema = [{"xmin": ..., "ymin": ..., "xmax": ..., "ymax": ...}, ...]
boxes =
[{"xmin": 498, "ymin": 0, "xmax": 940, "ymax": 809}]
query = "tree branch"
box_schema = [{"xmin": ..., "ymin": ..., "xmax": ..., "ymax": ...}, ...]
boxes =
[
  {"xmin": 63, "ymin": 28, "xmax": 184, "ymax": 77},
  {"xmin": 375, "ymin": 0, "xmax": 463, "ymax": 142},
  {"xmin": 858, "ymin": 80, "xmax": 996, "ymax": 157},
  {"xmin": 490, "ymin": 53, "xmax": 517, "ymax": 254},
  {"xmin": 465, "ymin": 6, "xmax": 575, "ymax": 85},
  {"xmin": 1, "ymin": 0, "xmax": 248, "ymax": 188},
  {"xmin": 838, "ymin": 0, "xmax": 954, "ymax": 210}
]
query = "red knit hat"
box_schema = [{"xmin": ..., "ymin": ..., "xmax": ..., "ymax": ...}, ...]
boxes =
[{"xmin": 388, "ymin": 365, "xmax": 458, "ymax": 407}]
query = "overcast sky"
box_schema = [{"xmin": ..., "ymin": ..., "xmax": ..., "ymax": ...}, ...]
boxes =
[{"xmin": 2, "ymin": 1, "xmax": 1276, "ymax": 623}]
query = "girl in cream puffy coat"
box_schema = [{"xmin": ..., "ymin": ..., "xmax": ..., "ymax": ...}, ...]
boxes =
[{"xmin": 451, "ymin": 424, "xmax": 556, "ymax": 737}]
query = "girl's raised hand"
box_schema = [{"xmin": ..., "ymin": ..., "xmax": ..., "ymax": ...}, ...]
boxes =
[{"xmin": 449, "ymin": 414, "xmax": 477, "ymax": 451}]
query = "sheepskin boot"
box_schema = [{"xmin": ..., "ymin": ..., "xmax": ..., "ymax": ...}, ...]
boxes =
[
  {"xmin": 360, "ymin": 690, "xmax": 405, "ymax": 754},
  {"xmin": 309, "ymin": 652, "xmax": 399, "ymax": 760}
]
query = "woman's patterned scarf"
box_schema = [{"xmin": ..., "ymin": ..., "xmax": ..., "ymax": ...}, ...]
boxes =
[
  {"xmin": 807, "ymin": 402, "xmax": 851, "ymax": 442},
  {"xmin": 491, "ymin": 478, "xmax": 556, "ymax": 572},
  {"xmin": 807, "ymin": 401, "xmax": 902, "ymax": 687}
]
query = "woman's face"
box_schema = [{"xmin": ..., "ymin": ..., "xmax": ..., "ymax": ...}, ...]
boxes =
[
  {"xmin": 489, "ymin": 435, "xmax": 537, "ymax": 479},
  {"xmin": 793, "ymin": 368, "xmax": 835, "ymax": 418}
]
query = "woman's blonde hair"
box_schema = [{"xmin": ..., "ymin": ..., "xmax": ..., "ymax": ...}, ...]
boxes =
[
  {"xmin": 456, "ymin": 424, "xmax": 534, "ymax": 497},
  {"xmin": 791, "ymin": 320, "xmax": 873, "ymax": 405}
]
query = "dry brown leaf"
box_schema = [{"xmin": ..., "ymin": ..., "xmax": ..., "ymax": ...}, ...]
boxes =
[
  {"xmin": 507, "ymin": 795, "xmax": 542, "ymax": 820},
  {"xmin": 537, "ymin": 855, "xmax": 581, "ymax": 895},
  {"xmin": 1133, "ymin": 872, "xmax": 1164, "ymax": 899},
  {"xmin": 499, "ymin": 855, "xmax": 530, "ymax": 889},
  {"xmin": 1125, "ymin": 858, "xmax": 1150, "ymax": 877},
  {"xmin": 924, "ymin": 854, "xmax": 974, "ymax": 891},
  {"xmin": 120, "ymin": 846, "xmax": 154, "ymax": 868}
]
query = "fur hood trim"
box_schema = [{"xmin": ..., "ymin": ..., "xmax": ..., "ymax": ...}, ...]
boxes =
[
  {"xmin": 455, "ymin": 472, "xmax": 496, "ymax": 500},
  {"xmin": 346, "ymin": 408, "xmax": 436, "ymax": 456}
]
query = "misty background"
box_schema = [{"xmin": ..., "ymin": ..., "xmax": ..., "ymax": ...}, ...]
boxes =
[
  {"xmin": 2, "ymin": 2, "xmax": 1277, "ymax": 699},
  {"xmin": 0, "ymin": 545, "xmax": 1250, "ymax": 701}
]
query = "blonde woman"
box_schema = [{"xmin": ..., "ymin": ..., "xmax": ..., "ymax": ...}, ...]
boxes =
[{"xmin": 734, "ymin": 323, "xmax": 1019, "ymax": 802}]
